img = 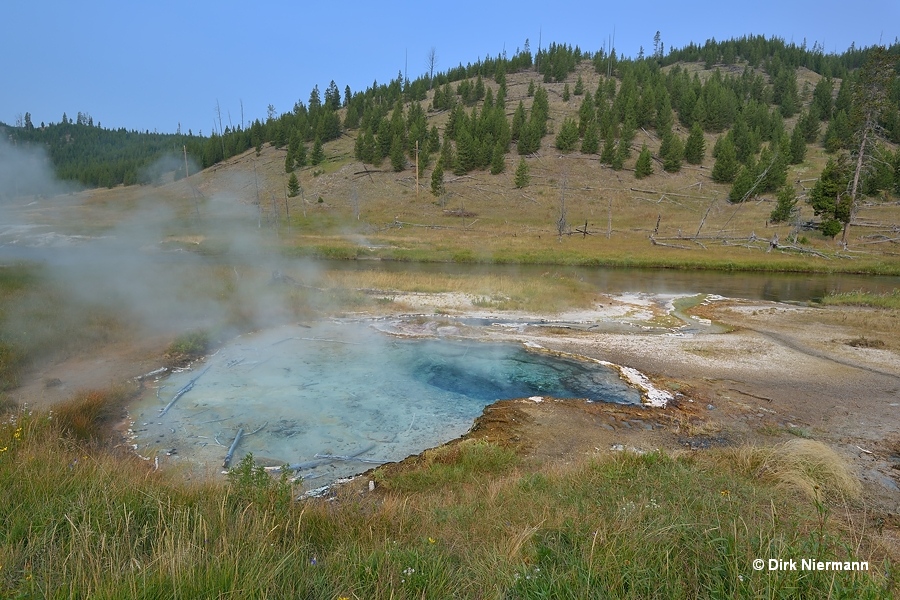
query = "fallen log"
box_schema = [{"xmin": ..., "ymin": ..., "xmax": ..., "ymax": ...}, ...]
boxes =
[
  {"xmin": 136, "ymin": 367, "xmax": 168, "ymax": 381},
  {"xmin": 223, "ymin": 428, "xmax": 244, "ymax": 468},
  {"xmin": 159, "ymin": 365, "xmax": 211, "ymax": 416},
  {"xmin": 265, "ymin": 443, "xmax": 377, "ymax": 473},
  {"xmin": 313, "ymin": 453, "xmax": 388, "ymax": 465}
]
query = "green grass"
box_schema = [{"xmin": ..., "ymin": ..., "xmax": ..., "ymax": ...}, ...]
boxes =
[
  {"xmin": 0, "ymin": 263, "xmax": 128, "ymax": 390},
  {"xmin": 821, "ymin": 289, "xmax": 900, "ymax": 309},
  {"xmin": 165, "ymin": 329, "xmax": 211, "ymax": 358},
  {"xmin": 0, "ymin": 401, "xmax": 891, "ymax": 599},
  {"xmin": 0, "ymin": 265, "xmax": 36, "ymax": 390}
]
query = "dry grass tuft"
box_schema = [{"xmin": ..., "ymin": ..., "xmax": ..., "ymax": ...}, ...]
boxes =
[
  {"xmin": 726, "ymin": 439, "xmax": 861, "ymax": 503},
  {"xmin": 53, "ymin": 387, "xmax": 132, "ymax": 440}
]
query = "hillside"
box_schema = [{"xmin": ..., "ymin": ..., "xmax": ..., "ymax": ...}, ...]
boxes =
[
  {"xmin": 4, "ymin": 37, "xmax": 899, "ymax": 267},
  {"xmin": 154, "ymin": 47, "xmax": 900, "ymax": 273}
]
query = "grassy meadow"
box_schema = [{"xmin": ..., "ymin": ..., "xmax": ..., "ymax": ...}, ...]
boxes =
[{"xmin": 0, "ymin": 397, "xmax": 892, "ymax": 599}]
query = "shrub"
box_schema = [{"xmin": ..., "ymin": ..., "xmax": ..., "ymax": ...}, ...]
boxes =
[{"xmin": 166, "ymin": 330, "xmax": 210, "ymax": 358}]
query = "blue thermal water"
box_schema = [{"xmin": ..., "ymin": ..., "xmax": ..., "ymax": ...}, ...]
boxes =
[{"xmin": 129, "ymin": 321, "xmax": 640, "ymax": 485}]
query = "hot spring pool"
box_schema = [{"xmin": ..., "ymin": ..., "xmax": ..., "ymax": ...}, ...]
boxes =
[{"xmin": 128, "ymin": 320, "xmax": 645, "ymax": 485}]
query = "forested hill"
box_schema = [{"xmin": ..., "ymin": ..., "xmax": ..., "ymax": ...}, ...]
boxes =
[
  {"xmin": 3, "ymin": 34, "xmax": 900, "ymax": 198},
  {"xmin": 1, "ymin": 115, "xmax": 211, "ymax": 191}
]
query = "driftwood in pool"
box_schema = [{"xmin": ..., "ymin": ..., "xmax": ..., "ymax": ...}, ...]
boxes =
[
  {"xmin": 222, "ymin": 422, "xmax": 267, "ymax": 469},
  {"xmin": 264, "ymin": 443, "xmax": 377, "ymax": 473},
  {"xmin": 159, "ymin": 365, "xmax": 211, "ymax": 416},
  {"xmin": 314, "ymin": 453, "xmax": 388, "ymax": 465},
  {"xmin": 223, "ymin": 428, "xmax": 244, "ymax": 468}
]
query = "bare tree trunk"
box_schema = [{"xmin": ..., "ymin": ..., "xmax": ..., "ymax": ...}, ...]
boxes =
[
  {"xmin": 426, "ymin": 47, "xmax": 437, "ymax": 90},
  {"xmin": 557, "ymin": 175, "xmax": 568, "ymax": 240},
  {"xmin": 842, "ymin": 127, "xmax": 869, "ymax": 245},
  {"xmin": 216, "ymin": 100, "xmax": 225, "ymax": 158}
]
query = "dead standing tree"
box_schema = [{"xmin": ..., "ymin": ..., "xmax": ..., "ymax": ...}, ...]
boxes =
[
  {"xmin": 557, "ymin": 174, "xmax": 569, "ymax": 241},
  {"xmin": 842, "ymin": 46, "xmax": 898, "ymax": 246},
  {"xmin": 426, "ymin": 47, "xmax": 438, "ymax": 90}
]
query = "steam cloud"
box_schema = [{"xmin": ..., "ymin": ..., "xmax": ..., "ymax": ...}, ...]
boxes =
[{"xmin": 1, "ymin": 136, "xmax": 314, "ymax": 345}]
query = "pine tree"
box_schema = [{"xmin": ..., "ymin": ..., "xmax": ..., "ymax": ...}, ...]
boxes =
[
  {"xmin": 428, "ymin": 126, "xmax": 441, "ymax": 153},
  {"xmin": 894, "ymin": 150, "xmax": 900, "ymax": 196},
  {"xmin": 823, "ymin": 110, "xmax": 851, "ymax": 152},
  {"xmin": 684, "ymin": 122, "xmax": 706, "ymax": 164},
  {"xmin": 517, "ymin": 120, "xmax": 541, "ymax": 155},
  {"xmin": 619, "ymin": 115, "xmax": 636, "ymax": 159},
  {"xmin": 809, "ymin": 154, "xmax": 852, "ymax": 235},
  {"xmin": 711, "ymin": 136, "xmax": 738, "ymax": 183},
  {"xmin": 511, "ymin": 101, "xmax": 526, "ymax": 142},
  {"xmin": 514, "ymin": 158, "xmax": 530, "ymax": 188},
  {"xmin": 581, "ymin": 120, "xmax": 599, "ymax": 154},
  {"xmin": 490, "ymin": 143, "xmax": 506, "ymax": 174},
  {"xmin": 376, "ymin": 119, "xmax": 392, "ymax": 159},
  {"xmin": 474, "ymin": 75, "xmax": 486, "ymax": 102},
  {"xmin": 577, "ymin": 92, "xmax": 595, "ymax": 136},
  {"xmin": 555, "ymin": 118, "xmax": 579, "ymax": 152},
  {"xmin": 440, "ymin": 135, "xmax": 455, "ymax": 170},
  {"xmin": 773, "ymin": 67, "xmax": 800, "ymax": 118},
  {"xmin": 770, "ymin": 184, "xmax": 797, "ymax": 223},
  {"xmin": 798, "ymin": 109, "xmax": 820, "ymax": 143},
  {"xmin": 562, "ymin": 83, "xmax": 571, "ymax": 102},
  {"xmin": 356, "ymin": 127, "xmax": 376, "ymax": 164},
  {"xmin": 634, "ymin": 144, "xmax": 653, "ymax": 178},
  {"xmin": 310, "ymin": 136, "xmax": 325, "ymax": 165},
  {"xmin": 390, "ymin": 135, "xmax": 405, "ymax": 172},
  {"xmin": 295, "ymin": 141, "xmax": 308, "ymax": 167},
  {"xmin": 789, "ymin": 124, "xmax": 806, "ymax": 164},
  {"xmin": 287, "ymin": 172, "xmax": 300, "ymax": 197},
  {"xmin": 600, "ymin": 130, "xmax": 617, "ymax": 165},
  {"xmin": 573, "ymin": 75, "xmax": 584, "ymax": 96},
  {"xmin": 611, "ymin": 141, "xmax": 627, "ymax": 170},
  {"xmin": 454, "ymin": 130, "xmax": 475, "ymax": 174},
  {"xmin": 660, "ymin": 131, "xmax": 684, "ymax": 172},
  {"xmin": 656, "ymin": 93, "xmax": 674, "ymax": 134},
  {"xmin": 729, "ymin": 158, "xmax": 759, "ymax": 202},
  {"xmin": 758, "ymin": 138, "xmax": 789, "ymax": 193},
  {"xmin": 431, "ymin": 162, "xmax": 445, "ymax": 196}
]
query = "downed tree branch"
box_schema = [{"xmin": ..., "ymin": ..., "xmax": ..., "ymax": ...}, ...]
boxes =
[
  {"xmin": 159, "ymin": 365, "xmax": 211, "ymax": 416},
  {"xmin": 856, "ymin": 236, "xmax": 900, "ymax": 245},
  {"xmin": 392, "ymin": 219, "xmax": 475, "ymax": 231},
  {"xmin": 649, "ymin": 235, "xmax": 691, "ymax": 249},
  {"xmin": 728, "ymin": 388, "xmax": 775, "ymax": 403},
  {"xmin": 630, "ymin": 187, "xmax": 716, "ymax": 200},
  {"xmin": 223, "ymin": 427, "xmax": 244, "ymax": 468},
  {"xmin": 245, "ymin": 422, "xmax": 267, "ymax": 436},
  {"xmin": 265, "ymin": 443, "xmax": 377, "ymax": 473},
  {"xmin": 136, "ymin": 367, "xmax": 168, "ymax": 381},
  {"xmin": 313, "ymin": 453, "xmax": 388, "ymax": 465}
]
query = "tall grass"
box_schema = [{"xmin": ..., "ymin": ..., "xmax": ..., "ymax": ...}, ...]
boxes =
[
  {"xmin": 0, "ymin": 396, "xmax": 891, "ymax": 599},
  {"xmin": 821, "ymin": 289, "xmax": 900, "ymax": 309}
]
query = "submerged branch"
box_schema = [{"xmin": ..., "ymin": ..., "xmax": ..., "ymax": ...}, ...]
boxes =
[
  {"xmin": 223, "ymin": 428, "xmax": 244, "ymax": 468},
  {"xmin": 159, "ymin": 365, "xmax": 211, "ymax": 416}
]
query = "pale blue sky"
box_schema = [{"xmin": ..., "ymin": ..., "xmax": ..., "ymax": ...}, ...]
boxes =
[{"xmin": 2, "ymin": 0, "xmax": 897, "ymax": 135}]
